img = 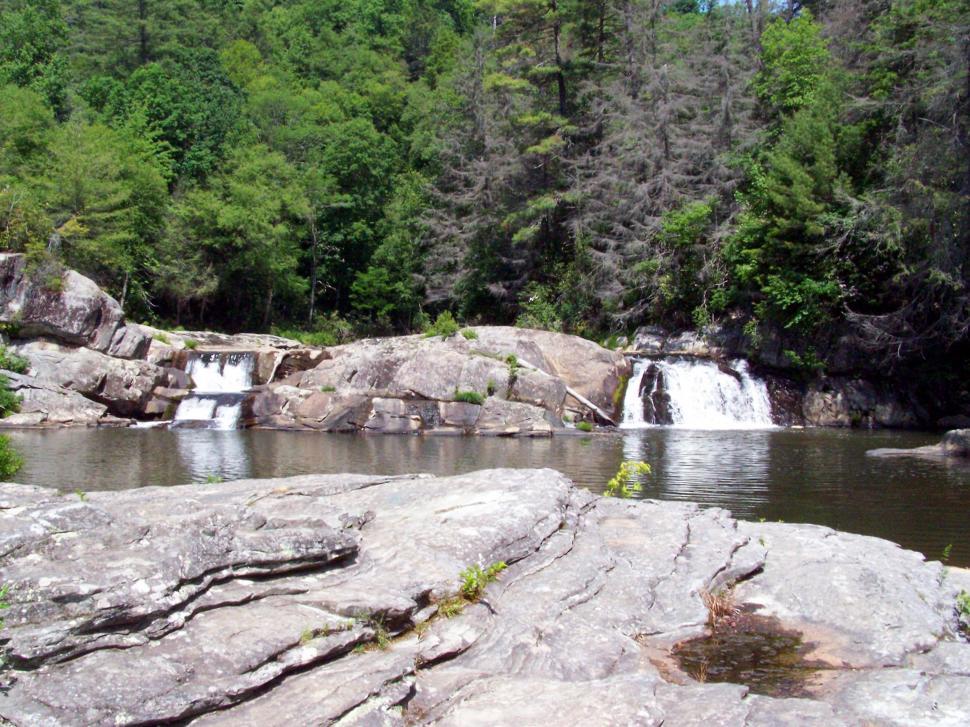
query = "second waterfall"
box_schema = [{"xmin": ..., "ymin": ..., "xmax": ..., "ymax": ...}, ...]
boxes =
[{"xmin": 621, "ymin": 357, "xmax": 773, "ymax": 429}]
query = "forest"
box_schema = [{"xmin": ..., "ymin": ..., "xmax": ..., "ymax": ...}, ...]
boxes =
[{"xmin": 0, "ymin": 0, "xmax": 966, "ymax": 375}]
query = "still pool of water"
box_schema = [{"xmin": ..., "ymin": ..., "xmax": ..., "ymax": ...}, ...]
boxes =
[{"xmin": 8, "ymin": 427, "xmax": 970, "ymax": 565}]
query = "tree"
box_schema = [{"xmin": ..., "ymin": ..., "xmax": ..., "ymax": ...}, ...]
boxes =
[
  {"xmin": 170, "ymin": 144, "xmax": 309, "ymax": 329},
  {"xmin": 0, "ymin": 0, "xmax": 70, "ymax": 116},
  {"xmin": 40, "ymin": 120, "xmax": 169, "ymax": 312}
]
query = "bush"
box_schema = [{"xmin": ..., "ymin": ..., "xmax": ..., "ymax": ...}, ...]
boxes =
[
  {"xmin": 575, "ymin": 421, "xmax": 593, "ymax": 432},
  {"xmin": 274, "ymin": 314, "xmax": 355, "ymax": 348},
  {"xmin": 423, "ymin": 311, "xmax": 460, "ymax": 338},
  {"xmin": 0, "ymin": 435, "xmax": 23, "ymax": 478},
  {"xmin": 154, "ymin": 331, "xmax": 171, "ymax": 344},
  {"xmin": 515, "ymin": 282, "xmax": 562, "ymax": 332},
  {"xmin": 0, "ymin": 376, "xmax": 20, "ymax": 418},
  {"xmin": 0, "ymin": 346, "xmax": 29, "ymax": 374},
  {"xmin": 461, "ymin": 328, "xmax": 478, "ymax": 340},
  {"xmin": 183, "ymin": 339, "xmax": 199, "ymax": 350},
  {"xmin": 454, "ymin": 389, "xmax": 485, "ymax": 405},
  {"xmin": 605, "ymin": 460, "xmax": 651, "ymax": 498}
]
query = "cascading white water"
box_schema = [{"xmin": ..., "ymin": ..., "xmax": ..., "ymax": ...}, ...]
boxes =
[
  {"xmin": 622, "ymin": 357, "xmax": 774, "ymax": 429},
  {"xmin": 173, "ymin": 352, "xmax": 253, "ymax": 430},
  {"xmin": 182, "ymin": 353, "xmax": 253, "ymax": 392}
]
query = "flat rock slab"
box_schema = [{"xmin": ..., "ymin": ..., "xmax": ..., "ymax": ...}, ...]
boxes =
[{"xmin": 0, "ymin": 469, "xmax": 966, "ymax": 725}]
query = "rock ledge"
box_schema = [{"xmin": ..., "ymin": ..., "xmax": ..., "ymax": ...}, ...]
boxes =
[{"xmin": 0, "ymin": 469, "xmax": 967, "ymax": 725}]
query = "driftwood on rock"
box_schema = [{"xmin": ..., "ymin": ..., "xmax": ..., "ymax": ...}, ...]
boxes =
[{"xmin": 0, "ymin": 469, "xmax": 967, "ymax": 725}]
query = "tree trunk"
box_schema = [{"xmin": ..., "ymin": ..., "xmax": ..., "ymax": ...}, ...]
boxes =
[
  {"xmin": 262, "ymin": 287, "xmax": 274, "ymax": 331},
  {"xmin": 308, "ymin": 216, "xmax": 319, "ymax": 325}
]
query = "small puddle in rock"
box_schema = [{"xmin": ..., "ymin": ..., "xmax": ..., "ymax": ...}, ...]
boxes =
[{"xmin": 672, "ymin": 611, "xmax": 821, "ymax": 698}]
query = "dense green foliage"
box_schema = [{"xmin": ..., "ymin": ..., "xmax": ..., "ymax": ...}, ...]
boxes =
[{"xmin": 0, "ymin": 0, "xmax": 966, "ymax": 375}]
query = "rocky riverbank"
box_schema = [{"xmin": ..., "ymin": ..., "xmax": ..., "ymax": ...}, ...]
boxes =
[
  {"xmin": 0, "ymin": 469, "xmax": 967, "ymax": 725},
  {"xmin": 0, "ymin": 253, "xmax": 627, "ymax": 434}
]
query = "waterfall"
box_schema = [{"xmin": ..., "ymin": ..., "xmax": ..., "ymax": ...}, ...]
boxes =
[
  {"xmin": 173, "ymin": 352, "xmax": 253, "ymax": 430},
  {"xmin": 622, "ymin": 357, "xmax": 773, "ymax": 429}
]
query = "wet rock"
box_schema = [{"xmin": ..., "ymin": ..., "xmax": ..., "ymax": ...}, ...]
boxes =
[
  {"xmin": 802, "ymin": 377, "xmax": 922, "ymax": 428},
  {"xmin": 942, "ymin": 429, "xmax": 970, "ymax": 457},
  {"xmin": 638, "ymin": 362, "xmax": 673, "ymax": 425},
  {"xmin": 870, "ymin": 429, "xmax": 970, "ymax": 461},
  {"xmin": 0, "ymin": 470, "xmax": 966, "ymax": 725}
]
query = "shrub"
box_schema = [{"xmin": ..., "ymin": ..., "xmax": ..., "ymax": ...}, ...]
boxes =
[
  {"xmin": 0, "ymin": 347, "xmax": 29, "ymax": 375},
  {"xmin": 575, "ymin": 421, "xmax": 593, "ymax": 432},
  {"xmin": 454, "ymin": 389, "xmax": 485, "ymax": 405},
  {"xmin": 0, "ymin": 436, "xmax": 23, "ymax": 478},
  {"xmin": 604, "ymin": 460, "xmax": 651, "ymax": 498},
  {"xmin": 203, "ymin": 473, "xmax": 223, "ymax": 484},
  {"xmin": 183, "ymin": 339, "xmax": 199, "ymax": 350},
  {"xmin": 461, "ymin": 328, "xmax": 478, "ymax": 340},
  {"xmin": 154, "ymin": 331, "xmax": 171, "ymax": 345},
  {"xmin": 274, "ymin": 315, "xmax": 355, "ymax": 348},
  {"xmin": 0, "ymin": 376, "xmax": 21, "ymax": 418},
  {"xmin": 486, "ymin": 379, "xmax": 497, "ymax": 396},
  {"xmin": 320, "ymin": 385, "xmax": 336, "ymax": 393},
  {"xmin": 423, "ymin": 311, "xmax": 460, "ymax": 338},
  {"xmin": 460, "ymin": 561, "xmax": 507, "ymax": 601}
]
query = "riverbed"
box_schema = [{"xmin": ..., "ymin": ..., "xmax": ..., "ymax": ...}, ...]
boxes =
[{"xmin": 10, "ymin": 427, "xmax": 969, "ymax": 565}]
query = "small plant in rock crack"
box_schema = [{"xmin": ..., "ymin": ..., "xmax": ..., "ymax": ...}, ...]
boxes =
[
  {"xmin": 437, "ymin": 596, "xmax": 466, "ymax": 618},
  {"xmin": 701, "ymin": 587, "xmax": 740, "ymax": 629},
  {"xmin": 0, "ymin": 583, "xmax": 9, "ymax": 629},
  {"xmin": 604, "ymin": 461, "xmax": 651, "ymax": 498},
  {"xmin": 957, "ymin": 591, "xmax": 970, "ymax": 619},
  {"xmin": 203, "ymin": 474, "xmax": 224, "ymax": 484},
  {"xmin": 460, "ymin": 562, "xmax": 507, "ymax": 601},
  {"xmin": 355, "ymin": 612, "xmax": 391, "ymax": 650},
  {"xmin": 454, "ymin": 389, "xmax": 485, "ymax": 405}
]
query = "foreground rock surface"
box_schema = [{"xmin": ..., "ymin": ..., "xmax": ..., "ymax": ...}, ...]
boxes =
[{"xmin": 0, "ymin": 469, "xmax": 966, "ymax": 726}]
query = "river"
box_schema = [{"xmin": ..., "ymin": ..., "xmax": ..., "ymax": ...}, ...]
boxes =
[{"xmin": 9, "ymin": 427, "xmax": 969, "ymax": 566}]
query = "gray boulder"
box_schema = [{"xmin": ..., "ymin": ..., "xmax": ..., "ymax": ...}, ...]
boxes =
[
  {"xmin": 250, "ymin": 327, "xmax": 625, "ymax": 435},
  {"xmin": 0, "ymin": 371, "xmax": 109, "ymax": 427},
  {"xmin": 0, "ymin": 253, "xmax": 131, "ymax": 354},
  {"xmin": 0, "ymin": 470, "xmax": 967, "ymax": 726},
  {"xmin": 11, "ymin": 339, "xmax": 183, "ymax": 417}
]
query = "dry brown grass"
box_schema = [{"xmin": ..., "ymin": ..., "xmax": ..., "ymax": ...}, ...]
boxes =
[{"xmin": 701, "ymin": 587, "xmax": 739, "ymax": 628}]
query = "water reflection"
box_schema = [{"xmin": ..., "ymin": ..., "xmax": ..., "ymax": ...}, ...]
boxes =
[
  {"xmin": 175, "ymin": 430, "xmax": 252, "ymax": 482},
  {"xmin": 9, "ymin": 427, "xmax": 970, "ymax": 565}
]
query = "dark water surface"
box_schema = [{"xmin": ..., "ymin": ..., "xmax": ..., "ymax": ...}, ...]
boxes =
[
  {"xmin": 672, "ymin": 613, "xmax": 820, "ymax": 698},
  {"xmin": 9, "ymin": 427, "xmax": 970, "ymax": 565}
]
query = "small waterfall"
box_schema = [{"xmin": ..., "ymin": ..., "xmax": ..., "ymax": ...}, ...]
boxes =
[
  {"xmin": 174, "ymin": 352, "xmax": 253, "ymax": 430},
  {"xmin": 622, "ymin": 357, "xmax": 773, "ymax": 429}
]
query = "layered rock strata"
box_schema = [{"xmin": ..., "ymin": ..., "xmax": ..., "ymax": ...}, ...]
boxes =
[{"xmin": 0, "ymin": 469, "xmax": 966, "ymax": 725}]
